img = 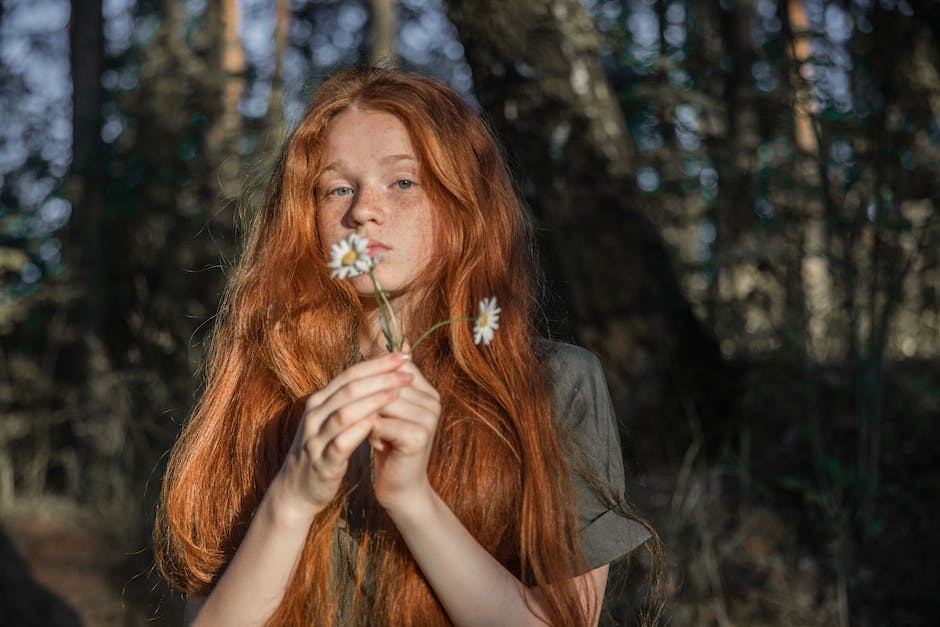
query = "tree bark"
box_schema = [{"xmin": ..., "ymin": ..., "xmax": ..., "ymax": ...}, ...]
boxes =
[
  {"xmin": 447, "ymin": 0, "xmax": 728, "ymax": 452},
  {"xmin": 271, "ymin": 0, "xmax": 289, "ymax": 120},
  {"xmin": 205, "ymin": 0, "xmax": 246, "ymax": 199},
  {"xmin": 67, "ymin": 0, "xmax": 116, "ymax": 501},
  {"xmin": 68, "ymin": 0, "xmax": 106, "ymax": 340},
  {"xmin": 369, "ymin": 0, "xmax": 398, "ymax": 67}
]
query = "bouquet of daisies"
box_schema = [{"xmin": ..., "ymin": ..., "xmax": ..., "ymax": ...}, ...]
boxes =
[{"xmin": 328, "ymin": 233, "xmax": 500, "ymax": 353}]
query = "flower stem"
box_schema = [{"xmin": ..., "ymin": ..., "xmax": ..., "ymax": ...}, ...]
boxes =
[
  {"xmin": 409, "ymin": 317, "xmax": 474, "ymax": 352},
  {"xmin": 368, "ymin": 268, "xmax": 401, "ymax": 352}
]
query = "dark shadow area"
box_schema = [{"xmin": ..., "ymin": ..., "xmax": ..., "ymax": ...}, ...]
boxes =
[{"xmin": 0, "ymin": 525, "xmax": 83, "ymax": 627}]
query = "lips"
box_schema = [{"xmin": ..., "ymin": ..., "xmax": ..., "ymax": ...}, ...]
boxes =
[{"xmin": 364, "ymin": 238, "xmax": 391, "ymax": 258}]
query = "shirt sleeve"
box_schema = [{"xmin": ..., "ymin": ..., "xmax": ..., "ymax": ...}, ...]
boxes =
[{"xmin": 542, "ymin": 340, "xmax": 651, "ymax": 570}]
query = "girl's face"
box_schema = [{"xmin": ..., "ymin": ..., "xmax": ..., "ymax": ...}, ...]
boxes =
[{"xmin": 316, "ymin": 107, "xmax": 437, "ymax": 298}]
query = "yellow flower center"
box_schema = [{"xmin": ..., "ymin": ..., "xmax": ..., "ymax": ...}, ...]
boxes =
[
  {"xmin": 341, "ymin": 250, "xmax": 359, "ymax": 266},
  {"xmin": 479, "ymin": 313, "xmax": 488, "ymax": 327}
]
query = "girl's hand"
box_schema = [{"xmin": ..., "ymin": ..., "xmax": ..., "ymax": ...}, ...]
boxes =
[
  {"xmin": 275, "ymin": 352, "xmax": 413, "ymax": 519},
  {"xmin": 369, "ymin": 343, "xmax": 442, "ymax": 514}
]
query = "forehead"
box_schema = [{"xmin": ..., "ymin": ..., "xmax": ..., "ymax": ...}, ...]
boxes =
[{"xmin": 322, "ymin": 108, "xmax": 416, "ymax": 159}]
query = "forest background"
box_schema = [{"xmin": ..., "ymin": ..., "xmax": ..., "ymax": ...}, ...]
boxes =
[{"xmin": 1, "ymin": 0, "xmax": 938, "ymax": 625}]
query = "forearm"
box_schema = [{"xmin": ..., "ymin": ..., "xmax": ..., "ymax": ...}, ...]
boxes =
[
  {"xmin": 386, "ymin": 488, "xmax": 554, "ymax": 627},
  {"xmin": 187, "ymin": 476, "xmax": 319, "ymax": 627}
]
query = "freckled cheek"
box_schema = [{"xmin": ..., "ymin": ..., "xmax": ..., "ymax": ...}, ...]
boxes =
[
  {"xmin": 423, "ymin": 211, "xmax": 439, "ymax": 258},
  {"xmin": 404, "ymin": 244, "xmax": 435, "ymax": 281},
  {"xmin": 315, "ymin": 207, "xmax": 345, "ymax": 250}
]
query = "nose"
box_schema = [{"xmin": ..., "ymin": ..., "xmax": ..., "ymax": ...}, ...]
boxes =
[{"xmin": 346, "ymin": 184, "xmax": 385, "ymax": 228}]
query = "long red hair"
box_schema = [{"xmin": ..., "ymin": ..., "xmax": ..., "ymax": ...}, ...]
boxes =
[{"xmin": 154, "ymin": 66, "xmax": 596, "ymax": 625}]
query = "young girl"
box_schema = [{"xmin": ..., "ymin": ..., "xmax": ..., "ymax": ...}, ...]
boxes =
[{"xmin": 154, "ymin": 66, "xmax": 654, "ymax": 626}]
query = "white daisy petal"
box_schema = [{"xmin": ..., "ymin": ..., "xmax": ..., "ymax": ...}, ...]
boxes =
[
  {"xmin": 473, "ymin": 296, "xmax": 501, "ymax": 345},
  {"xmin": 328, "ymin": 233, "xmax": 374, "ymax": 279}
]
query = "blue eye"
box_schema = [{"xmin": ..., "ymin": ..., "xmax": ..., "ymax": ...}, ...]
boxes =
[
  {"xmin": 330, "ymin": 186, "xmax": 353, "ymax": 197},
  {"xmin": 395, "ymin": 180, "xmax": 414, "ymax": 190}
]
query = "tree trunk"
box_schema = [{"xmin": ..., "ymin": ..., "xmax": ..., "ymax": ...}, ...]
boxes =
[
  {"xmin": 205, "ymin": 0, "xmax": 246, "ymax": 199},
  {"xmin": 447, "ymin": 0, "xmax": 728, "ymax": 453},
  {"xmin": 265, "ymin": 0, "xmax": 290, "ymax": 149},
  {"xmin": 68, "ymin": 0, "xmax": 106, "ymax": 338},
  {"xmin": 67, "ymin": 0, "xmax": 117, "ymax": 502},
  {"xmin": 270, "ymin": 0, "xmax": 289, "ymax": 125},
  {"xmin": 369, "ymin": 0, "xmax": 397, "ymax": 67}
]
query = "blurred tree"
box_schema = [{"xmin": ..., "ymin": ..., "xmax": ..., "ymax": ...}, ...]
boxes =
[
  {"xmin": 17, "ymin": 0, "xmax": 255, "ymax": 520},
  {"xmin": 65, "ymin": 0, "xmax": 115, "ymax": 501},
  {"xmin": 101, "ymin": 0, "xmax": 244, "ymax": 511},
  {"xmin": 447, "ymin": 0, "xmax": 727, "ymax": 449},
  {"xmin": 268, "ymin": 0, "xmax": 290, "ymax": 142},
  {"xmin": 1, "ymin": 0, "xmax": 74, "ymax": 507},
  {"xmin": 206, "ymin": 0, "xmax": 247, "ymax": 197}
]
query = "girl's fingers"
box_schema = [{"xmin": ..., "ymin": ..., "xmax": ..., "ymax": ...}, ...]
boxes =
[
  {"xmin": 369, "ymin": 415, "xmax": 433, "ymax": 454},
  {"xmin": 377, "ymin": 394, "xmax": 440, "ymax": 432},
  {"xmin": 296, "ymin": 348, "xmax": 440, "ymax": 479},
  {"xmin": 397, "ymin": 360, "xmax": 439, "ymax": 400},
  {"xmin": 282, "ymin": 354, "xmax": 414, "ymax": 510},
  {"xmin": 307, "ymin": 388, "xmax": 400, "ymax": 459},
  {"xmin": 320, "ymin": 413, "xmax": 376, "ymax": 465},
  {"xmin": 307, "ymin": 352, "xmax": 409, "ymax": 408},
  {"xmin": 305, "ymin": 369, "xmax": 412, "ymax": 434},
  {"xmin": 370, "ymin": 396, "xmax": 439, "ymax": 441}
]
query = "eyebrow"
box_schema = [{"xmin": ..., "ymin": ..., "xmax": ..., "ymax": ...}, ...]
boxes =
[
  {"xmin": 381, "ymin": 153, "xmax": 417, "ymax": 164},
  {"xmin": 321, "ymin": 154, "xmax": 417, "ymax": 174}
]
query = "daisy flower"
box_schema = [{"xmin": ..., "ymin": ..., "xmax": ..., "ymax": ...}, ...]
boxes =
[
  {"xmin": 328, "ymin": 233, "xmax": 374, "ymax": 279},
  {"xmin": 473, "ymin": 297, "xmax": 501, "ymax": 345}
]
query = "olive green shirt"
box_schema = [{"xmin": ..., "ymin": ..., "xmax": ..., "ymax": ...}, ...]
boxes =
[{"xmin": 539, "ymin": 340, "xmax": 650, "ymax": 569}]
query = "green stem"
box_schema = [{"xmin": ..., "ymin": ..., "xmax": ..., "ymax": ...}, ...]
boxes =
[
  {"xmin": 368, "ymin": 268, "xmax": 400, "ymax": 351},
  {"xmin": 410, "ymin": 317, "xmax": 474, "ymax": 352}
]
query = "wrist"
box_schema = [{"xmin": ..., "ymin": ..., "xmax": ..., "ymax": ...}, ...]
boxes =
[
  {"xmin": 380, "ymin": 481, "xmax": 438, "ymax": 525},
  {"xmin": 262, "ymin": 473, "xmax": 323, "ymax": 529}
]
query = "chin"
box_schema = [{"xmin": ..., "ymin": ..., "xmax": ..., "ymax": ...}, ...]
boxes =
[
  {"xmin": 348, "ymin": 273, "xmax": 391, "ymax": 292},
  {"xmin": 346, "ymin": 275, "xmax": 372, "ymax": 293},
  {"xmin": 367, "ymin": 270, "xmax": 405, "ymax": 291}
]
